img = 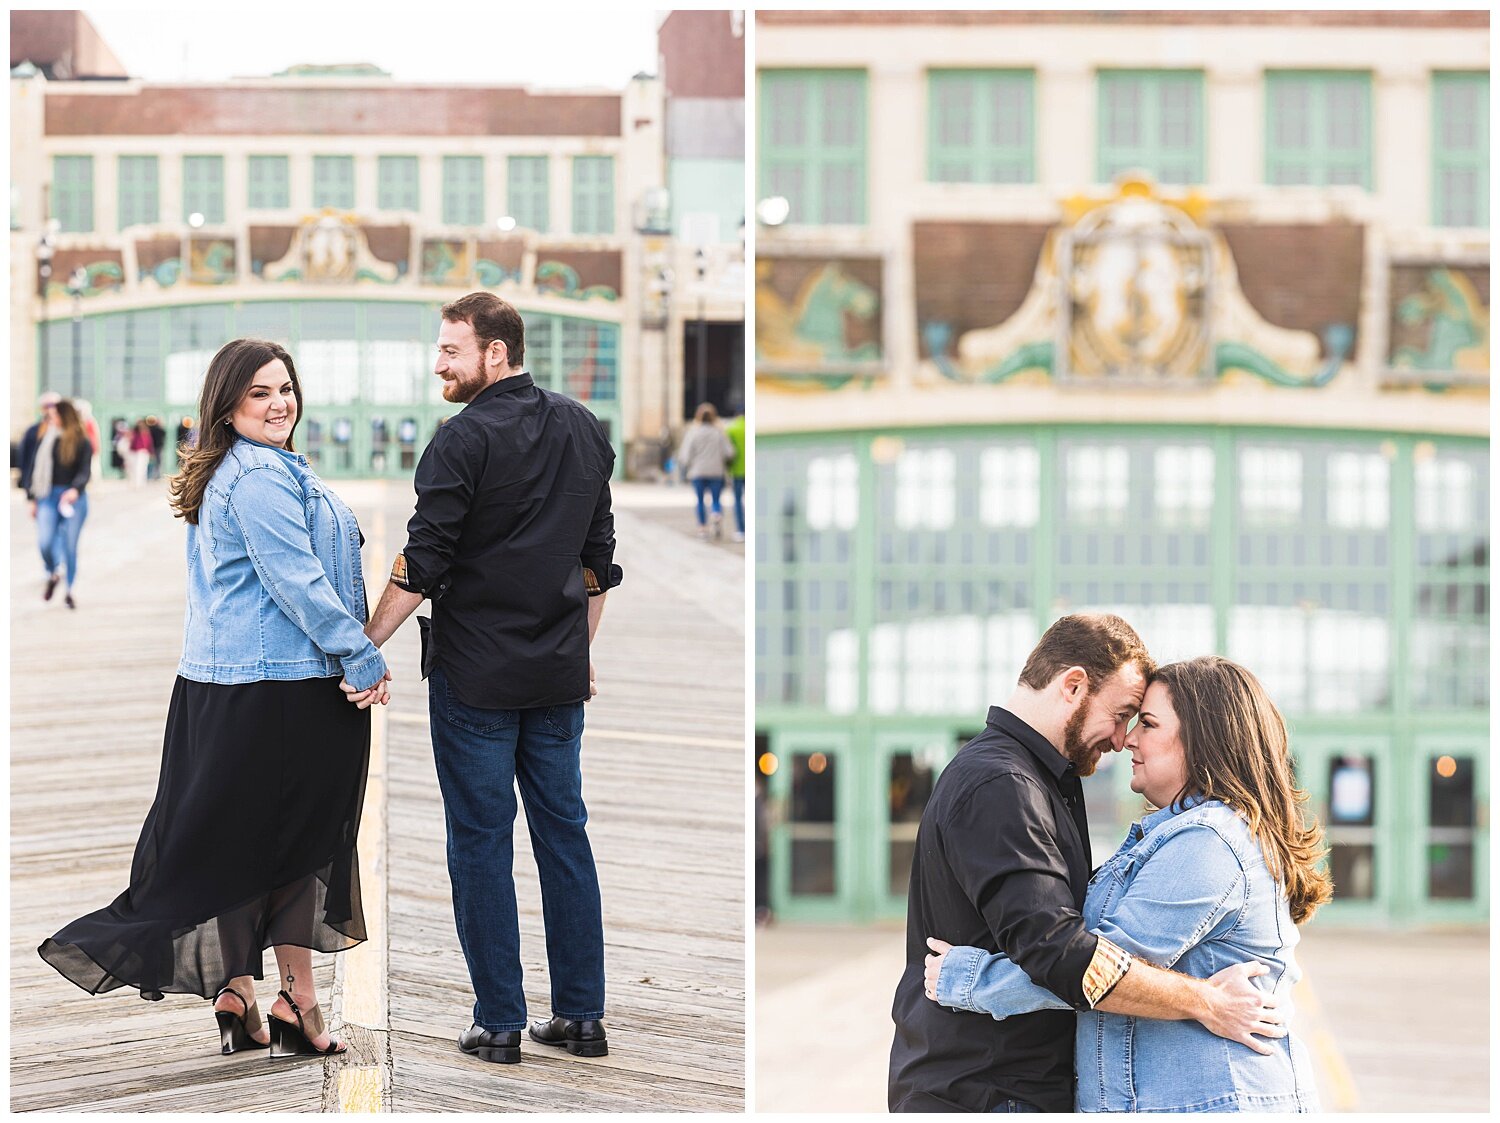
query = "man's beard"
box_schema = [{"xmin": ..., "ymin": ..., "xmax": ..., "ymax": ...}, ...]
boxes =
[
  {"xmin": 1062, "ymin": 702, "xmax": 1104, "ymax": 777},
  {"xmin": 442, "ymin": 361, "xmax": 488, "ymax": 403}
]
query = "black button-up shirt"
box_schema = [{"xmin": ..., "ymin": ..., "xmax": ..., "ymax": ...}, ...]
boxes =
[
  {"xmin": 889, "ymin": 707, "xmax": 1099, "ymax": 1113},
  {"xmin": 395, "ymin": 372, "xmax": 622, "ymax": 710}
]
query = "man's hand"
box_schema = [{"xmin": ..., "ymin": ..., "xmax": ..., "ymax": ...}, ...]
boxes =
[
  {"xmin": 923, "ymin": 937, "xmax": 953, "ymax": 1001},
  {"xmin": 588, "ymin": 660, "xmax": 597, "ymax": 699},
  {"xmin": 1198, "ymin": 961, "xmax": 1287, "ymax": 1054},
  {"xmin": 340, "ymin": 669, "xmax": 393, "ymax": 709}
]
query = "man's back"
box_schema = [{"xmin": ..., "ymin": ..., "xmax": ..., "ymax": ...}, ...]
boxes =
[
  {"xmin": 406, "ymin": 373, "xmax": 616, "ymax": 710},
  {"xmin": 889, "ymin": 710, "xmax": 1096, "ymax": 1113}
]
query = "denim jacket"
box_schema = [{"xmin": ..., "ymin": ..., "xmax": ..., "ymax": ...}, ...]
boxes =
[
  {"xmin": 177, "ymin": 437, "xmax": 387, "ymax": 692},
  {"xmin": 937, "ymin": 798, "xmax": 1319, "ymax": 1113}
]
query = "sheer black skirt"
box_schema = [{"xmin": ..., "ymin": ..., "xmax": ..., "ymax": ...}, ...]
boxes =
[{"xmin": 39, "ymin": 676, "xmax": 370, "ymax": 1000}]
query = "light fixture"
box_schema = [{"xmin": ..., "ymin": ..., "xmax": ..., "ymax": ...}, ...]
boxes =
[
  {"xmin": 756, "ymin": 196, "xmax": 790, "ymax": 227},
  {"xmin": 188, "ymin": 212, "xmax": 205, "ymax": 229},
  {"xmin": 496, "ymin": 215, "xmax": 517, "ymax": 232}
]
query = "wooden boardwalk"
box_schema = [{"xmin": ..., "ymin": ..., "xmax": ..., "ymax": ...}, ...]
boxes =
[{"xmin": 10, "ymin": 478, "xmax": 746, "ymax": 1112}]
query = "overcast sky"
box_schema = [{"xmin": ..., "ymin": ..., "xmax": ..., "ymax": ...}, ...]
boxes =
[{"xmin": 84, "ymin": 7, "xmax": 664, "ymax": 87}]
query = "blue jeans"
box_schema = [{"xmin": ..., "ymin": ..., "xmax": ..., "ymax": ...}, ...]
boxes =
[
  {"xmin": 731, "ymin": 475, "xmax": 745, "ymax": 534},
  {"xmin": 35, "ymin": 486, "xmax": 89, "ymax": 587},
  {"xmin": 427, "ymin": 665, "xmax": 605, "ymax": 1032},
  {"xmin": 691, "ymin": 476, "xmax": 724, "ymax": 525}
]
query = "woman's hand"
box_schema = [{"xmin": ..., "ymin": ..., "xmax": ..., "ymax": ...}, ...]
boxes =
[
  {"xmin": 340, "ymin": 669, "xmax": 393, "ymax": 709},
  {"xmin": 1200, "ymin": 960, "xmax": 1288, "ymax": 1054},
  {"xmin": 61, "ymin": 488, "xmax": 79, "ymax": 506},
  {"xmin": 924, "ymin": 937, "xmax": 953, "ymax": 1001},
  {"xmin": 28, "ymin": 500, "xmax": 36, "ymax": 520}
]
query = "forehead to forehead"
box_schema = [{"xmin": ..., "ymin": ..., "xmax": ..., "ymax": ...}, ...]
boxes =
[{"xmin": 1101, "ymin": 662, "xmax": 1148, "ymax": 706}]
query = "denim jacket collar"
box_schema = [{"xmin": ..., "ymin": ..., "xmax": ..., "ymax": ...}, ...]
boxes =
[
  {"xmin": 234, "ymin": 432, "xmax": 308, "ymax": 466},
  {"xmin": 1128, "ymin": 792, "xmax": 1209, "ymax": 844}
]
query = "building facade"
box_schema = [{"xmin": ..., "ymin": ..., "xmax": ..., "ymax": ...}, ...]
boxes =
[
  {"xmin": 11, "ymin": 10, "xmax": 745, "ymax": 478},
  {"xmin": 754, "ymin": 10, "xmax": 1489, "ymax": 927}
]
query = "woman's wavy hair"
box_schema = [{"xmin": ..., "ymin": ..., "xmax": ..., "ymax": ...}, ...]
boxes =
[
  {"xmin": 53, "ymin": 398, "xmax": 86, "ymax": 467},
  {"xmin": 168, "ymin": 339, "xmax": 302, "ymax": 525},
  {"xmin": 1153, "ymin": 656, "xmax": 1333, "ymax": 925}
]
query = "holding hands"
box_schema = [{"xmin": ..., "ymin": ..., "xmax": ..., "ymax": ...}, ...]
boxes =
[{"xmin": 340, "ymin": 669, "xmax": 393, "ymax": 709}]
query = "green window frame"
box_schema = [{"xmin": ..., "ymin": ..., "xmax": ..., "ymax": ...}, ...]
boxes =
[
  {"xmin": 1265, "ymin": 71, "xmax": 1373, "ymax": 188},
  {"xmin": 117, "ymin": 155, "xmax": 158, "ymax": 228},
  {"xmin": 247, "ymin": 155, "xmax": 289, "ymax": 209},
  {"xmin": 182, "ymin": 155, "xmax": 225, "ymax": 223},
  {"xmin": 378, "ymin": 155, "xmax": 420, "ymax": 212},
  {"xmin": 1097, "ymin": 70, "xmax": 1204, "ymax": 185},
  {"xmin": 52, "ymin": 155, "xmax": 94, "ymax": 233},
  {"xmin": 928, "ymin": 69, "xmax": 1035, "ymax": 184},
  {"xmin": 1432, "ymin": 72, "xmax": 1488, "ymax": 227},
  {"xmin": 441, "ymin": 156, "xmax": 484, "ymax": 225},
  {"xmin": 313, "ymin": 155, "xmax": 356, "ymax": 209},
  {"xmin": 571, "ymin": 155, "xmax": 615, "ymax": 235},
  {"xmin": 759, "ymin": 69, "xmax": 867, "ymax": 224},
  {"xmin": 507, "ymin": 155, "xmax": 550, "ymax": 232}
]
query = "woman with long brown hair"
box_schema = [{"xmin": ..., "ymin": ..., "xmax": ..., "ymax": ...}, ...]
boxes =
[
  {"xmin": 926, "ymin": 656, "xmax": 1331, "ymax": 1112},
  {"xmin": 41, "ymin": 338, "xmax": 391, "ymax": 1059},
  {"xmin": 21, "ymin": 396, "xmax": 92, "ymax": 609}
]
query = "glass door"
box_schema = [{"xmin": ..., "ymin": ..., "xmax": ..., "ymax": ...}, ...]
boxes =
[
  {"xmin": 1291, "ymin": 733, "xmax": 1392, "ymax": 921},
  {"xmin": 874, "ymin": 731, "xmax": 952, "ymax": 919},
  {"xmin": 1412, "ymin": 733, "xmax": 1488, "ymax": 922},
  {"xmin": 768, "ymin": 730, "xmax": 855, "ymax": 920}
]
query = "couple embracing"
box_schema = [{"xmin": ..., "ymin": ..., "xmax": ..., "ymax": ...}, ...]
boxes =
[
  {"xmin": 890, "ymin": 614, "xmax": 1330, "ymax": 1113},
  {"xmin": 40, "ymin": 292, "xmax": 619, "ymax": 1065}
]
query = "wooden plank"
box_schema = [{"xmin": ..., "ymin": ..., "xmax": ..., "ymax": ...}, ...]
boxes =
[{"xmin": 10, "ymin": 479, "xmax": 747, "ymax": 1112}]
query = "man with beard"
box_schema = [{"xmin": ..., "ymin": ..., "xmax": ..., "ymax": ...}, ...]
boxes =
[
  {"xmin": 889, "ymin": 614, "xmax": 1279, "ymax": 1112},
  {"xmin": 355, "ymin": 291, "xmax": 621, "ymax": 1063}
]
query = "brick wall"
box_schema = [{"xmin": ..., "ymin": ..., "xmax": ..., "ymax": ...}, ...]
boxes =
[{"xmin": 912, "ymin": 222, "xmax": 1050, "ymax": 357}]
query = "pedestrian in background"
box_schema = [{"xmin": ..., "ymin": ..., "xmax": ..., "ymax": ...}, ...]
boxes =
[
  {"xmin": 676, "ymin": 402, "xmax": 734, "ymax": 540},
  {"xmin": 16, "ymin": 391, "xmax": 61, "ymax": 492},
  {"xmin": 725, "ymin": 412, "xmax": 746, "ymax": 543},
  {"xmin": 74, "ymin": 398, "xmax": 102, "ymax": 481},
  {"xmin": 39, "ymin": 338, "xmax": 389, "ymax": 1058},
  {"xmin": 21, "ymin": 398, "xmax": 92, "ymax": 610},
  {"xmin": 128, "ymin": 419, "xmax": 154, "ymax": 485},
  {"xmin": 176, "ymin": 415, "xmax": 198, "ymax": 453},
  {"xmin": 110, "ymin": 419, "xmax": 129, "ymax": 478},
  {"xmin": 146, "ymin": 414, "xmax": 166, "ymax": 479}
]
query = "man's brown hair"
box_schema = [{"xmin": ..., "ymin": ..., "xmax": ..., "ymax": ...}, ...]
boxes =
[
  {"xmin": 1017, "ymin": 613, "xmax": 1156, "ymax": 692},
  {"xmin": 441, "ymin": 291, "xmax": 526, "ymax": 367}
]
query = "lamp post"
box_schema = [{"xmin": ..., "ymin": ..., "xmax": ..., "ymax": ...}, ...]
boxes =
[
  {"xmin": 65, "ymin": 266, "xmax": 88, "ymax": 398},
  {"xmin": 651, "ymin": 265, "xmax": 674, "ymax": 471},
  {"xmin": 35, "ymin": 219, "xmax": 58, "ymax": 393},
  {"xmin": 694, "ymin": 246, "xmax": 708, "ymax": 411}
]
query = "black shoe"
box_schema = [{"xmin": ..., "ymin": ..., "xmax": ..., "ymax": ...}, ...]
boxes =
[
  {"xmin": 528, "ymin": 1015, "xmax": 608, "ymax": 1057},
  {"xmin": 64, "ymin": 592, "xmax": 75, "ymax": 610},
  {"xmin": 43, "ymin": 573, "xmax": 59, "ymax": 601},
  {"xmin": 458, "ymin": 1023, "xmax": 521, "ymax": 1064}
]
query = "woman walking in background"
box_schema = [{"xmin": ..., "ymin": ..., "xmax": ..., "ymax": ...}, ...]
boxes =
[
  {"xmin": 127, "ymin": 419, "xmax": 154, "ymax": 486},
  {"xmin": 22, "ymin": 397, "xmax": 92, "ymax": 610},
  {"xmin": 676, "ymin": 402, "xmax": 734, "ymax": 540},
  {"xmin": 40, "ymin": 339, "xmax": 391, "ymax": 1059}
]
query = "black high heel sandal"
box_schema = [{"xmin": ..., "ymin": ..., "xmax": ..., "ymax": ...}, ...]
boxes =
[
  {"xmin": 268, "ymin": 989, "xmax": 346, "ymax": 1058},
  {"xmin": 214, "ymin": 986, "xmax": 269, "ymax": 1055}
]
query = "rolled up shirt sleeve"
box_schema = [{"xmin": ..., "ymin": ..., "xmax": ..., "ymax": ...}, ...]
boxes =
[
  {"xmin": 581, "ymin": 478, "xmax": 622, "ymax": 596},
  {"xmin": 226, "ymin": 466, "xmax": 387, "ymax": 692},
  {"xmin": 943, "ymin": 773, "xmax": 1109, "ymax": 1011},
  {"xmin": 396, "ymin": 424, "xmax": 475, "ymax": 600}
]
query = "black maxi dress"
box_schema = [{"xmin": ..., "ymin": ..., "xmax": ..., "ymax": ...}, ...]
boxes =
[{"xmin": 38, "ymin": 673, "xmax": 370, "ymax": 1000}]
